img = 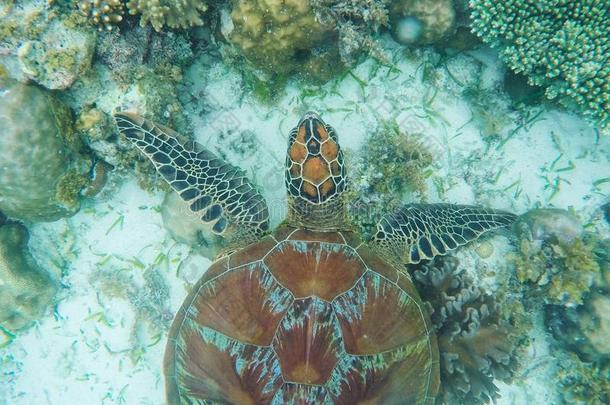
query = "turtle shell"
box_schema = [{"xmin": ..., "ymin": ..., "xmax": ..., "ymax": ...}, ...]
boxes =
[{"xmin": 164, "ymin": 226, "xmax": 440, "ymax": 404}]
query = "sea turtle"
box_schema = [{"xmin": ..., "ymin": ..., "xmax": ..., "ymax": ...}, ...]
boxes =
[{"xmin": 114, "ymin": 111, "xmax": 516, "ymax": 404}]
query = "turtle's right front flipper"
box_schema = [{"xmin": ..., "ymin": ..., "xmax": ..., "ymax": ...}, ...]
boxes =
[{"xmin": 114, "ymin": 112, "xmax": 269, "ymax": 248}]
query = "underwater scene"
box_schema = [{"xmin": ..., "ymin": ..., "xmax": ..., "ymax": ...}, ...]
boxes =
[{"xmin": 1, "ymin": 0, "xmax": 609, "ymax": 404}]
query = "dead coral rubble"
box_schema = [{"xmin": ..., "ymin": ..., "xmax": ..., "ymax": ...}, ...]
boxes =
[{"xmin": 411, "ymin": 256, "xmax": 521, "ymax": 405}]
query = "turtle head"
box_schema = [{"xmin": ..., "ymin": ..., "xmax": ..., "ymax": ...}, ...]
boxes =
[{"xmin": 285, "ymin": 112, "xmax": 348, "ymax": 230}]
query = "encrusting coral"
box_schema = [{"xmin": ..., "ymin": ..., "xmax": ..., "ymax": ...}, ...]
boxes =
[
  {"xmin": 1, "ymin": 1, "xmax": 96, "ymax": 90},
  {"xmin": 410, "ymin": 256, "xmax": 522, "ymax": 405},
  {"xmin": 0, "ymin": 223, "xmax": 58, "ymax": 332},
  {"xmin": 0, "ymin": 79, "xmax": 92, "ymax": 222},
  {"xmin": 469, "ymin": 0, "xmax": 610, "ymax": 127},
  {"xmin": 512, "ymin": 208, "xmax": 601, "ymax": 306}
]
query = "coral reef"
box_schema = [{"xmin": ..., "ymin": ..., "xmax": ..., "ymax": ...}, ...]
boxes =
[
  {"xmin": 147, "ymin": 30, "xmax": 194, "ymax": 79},
  {"xmin": 223, "ymin": 0, "xmax": 342, "ymax": 82},
  {"xmin": 469, "ymin": 0, "xmax": 610, "ymax": 127},
  {"xmin": 348, "ymin": 121, "xmax": 432, "ymax": 239},
  {"xmin": 1, "ymin": 2, "xmax": 96, "ymax": 90},
  {"xmin": 0, "ymin": 223, "xmax": 58, "ymax": 332},
  {"xmin": 513, "ymin": 209, "xmax": 601, "ymax": 306},
  {"xmin": 94, "ymin": 24, "xmax": 193, "ymax": 81},
  {"xmin": 77, "ymin": 0, "xmax": 125, "ymax": 31},
  {"xmin": 545, "ymin": 237, "xmax": 610, "ymax": 362},
  {"xmin": 411, "ymin": 256, "xmax": 522, "ymax": 405},
  {"xmin": 222, "ymin": 0, "xmax": 459, "ymax": 80},
  {"xmin": 390, "ymin": 0, "xmax": 456, "ymax": 45},
  {"xmin": 65, "ymin": 23, "xmax": 192, "ymax": 193},
  {"xmin": 93, "ymin": 25, "xmax": 150, "ymax": 82},
  {"xmin": 555, "ymin": 352, "xmax": 610, "ymax": 405},
  {"xmin": 311, "ymin": 0, "xmax": 392, "ymax": 64},
  {"xmin": 0, "ymin": 80, "xmax": 92, "ymax": 222},
  {"xmin": 78, "ymin": 0, "xmax": 210, "ymax": 31},
  {"xmin": 78, "ymin": 0, "xmax": 209, "ymax": 31},
  {"xmin": 546, "ymin": 291, "xmax": 610, "ymax": 363},
  {"xmin": 126, "ymin": 0, "xmax": 208, "ymax": 31},
  {"xmin": 89, "ymin": 261, "xmax": 173, "ymax": 365}
]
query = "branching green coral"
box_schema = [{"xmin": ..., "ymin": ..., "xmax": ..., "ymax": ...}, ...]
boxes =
[
  {"xmin": 126, "ymin": 0, "xmax": 208, "ymax": 31},
  {"xmin": 469, "ymin": 0, "xmax": 610, "ymax": 127}
]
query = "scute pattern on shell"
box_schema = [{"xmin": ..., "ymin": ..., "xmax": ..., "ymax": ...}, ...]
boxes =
[{"xmin": 164, "ymin": 227, "xmax": 440, "ymax": 404}]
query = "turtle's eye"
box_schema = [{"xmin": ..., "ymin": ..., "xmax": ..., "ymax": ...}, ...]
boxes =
[{"xmin": 286, "ymin": 113, "xmax": 346, "ymax": 204}]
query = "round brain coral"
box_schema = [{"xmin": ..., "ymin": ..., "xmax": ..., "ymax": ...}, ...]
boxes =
[
  {"xmin": 469, "ymin": 0, "xmax": 610, "ymax": 127},
  {"xmin": 0, "ymin": 80, "xmax": 90, "ymax": 222},
  {"xmin": 0, "ymin": 223, "xmax": 58, "ymax": 332}
]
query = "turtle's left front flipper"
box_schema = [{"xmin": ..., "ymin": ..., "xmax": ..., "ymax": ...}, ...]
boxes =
[
  {"xmin": 372, "ymin": 203, "xmax": 516, "ymax": 265},
  {"xmin": 114, "ymin": 112, "xmax": 269, "ymax": 249}
]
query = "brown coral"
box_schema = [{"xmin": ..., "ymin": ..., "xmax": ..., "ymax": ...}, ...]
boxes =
[
  {"xmin": 224, "ymin": 0, "xmax": 341, "ymax": 81},
  {"xmin": 411, "ymin": 256, "xmax": 521, "ymax": 405},
  {"xmin": 78, "ymin": 0, "xmax": 125, "ymax": 31},
  {"xmin": 127, "ymin": 0, "xmax": 208, "ymax": 31}
]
